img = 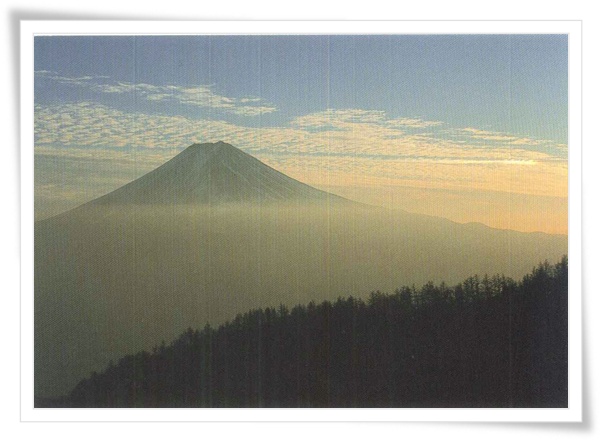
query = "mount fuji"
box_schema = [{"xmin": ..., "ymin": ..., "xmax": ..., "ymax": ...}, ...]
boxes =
[{"xmin": 87, "ymin": 141, "xmax": 347, "ymax": 207}]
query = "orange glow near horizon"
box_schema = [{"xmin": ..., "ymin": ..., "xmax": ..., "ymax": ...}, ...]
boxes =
[{"xmin": 262, "ymin": 156, "xmax": 568, "ymax": 235}]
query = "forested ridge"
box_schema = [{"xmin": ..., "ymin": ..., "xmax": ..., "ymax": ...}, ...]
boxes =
[{"xmin": 38, "ymin": 257, "xmax": 568, "ymax": 408}]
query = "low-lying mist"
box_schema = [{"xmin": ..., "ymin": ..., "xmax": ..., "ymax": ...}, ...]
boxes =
[{"xmin": 35, "ymin": 202, "xmax": 567, "ymax": 398}]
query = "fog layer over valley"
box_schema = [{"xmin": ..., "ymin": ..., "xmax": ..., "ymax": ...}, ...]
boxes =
[{"xmin": 34, "ymin": 143, "xmax": 567, "ymax": 398}]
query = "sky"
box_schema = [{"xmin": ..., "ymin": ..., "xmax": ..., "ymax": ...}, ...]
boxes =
[{"xmin": 34, "ymin": 35, "xmax": 568, "ymax": 234}]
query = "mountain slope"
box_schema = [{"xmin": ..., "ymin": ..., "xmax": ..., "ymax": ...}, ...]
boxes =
[
  {"xmin": 41, "ymin": 259, "xmax": 569, "ymax": 408},
  {"xmin": 34, "ymin": 141, "xmax": 568, "ymax": 399},
  {"xmin": 85, "ymin": 141, "xmax": 346, "ymax": 207}
]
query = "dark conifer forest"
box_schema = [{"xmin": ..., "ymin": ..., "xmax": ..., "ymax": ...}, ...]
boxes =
[{"xmin": 38, "ymin": 257, "xmax": 568, "ymax": 408}]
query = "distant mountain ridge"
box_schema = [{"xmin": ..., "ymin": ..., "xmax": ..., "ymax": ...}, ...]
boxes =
[{"xmin": 86, "ymin": 141, "xmax": 347, "ymax": 207}]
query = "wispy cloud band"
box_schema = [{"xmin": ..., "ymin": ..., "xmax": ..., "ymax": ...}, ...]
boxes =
[
  {"xmin": 36, "ymin": 71, "xmax": 277, "ymax": 116},
  {"xmin": 34, "ymin": 102, "xmax": 568, "ymax": 200}
]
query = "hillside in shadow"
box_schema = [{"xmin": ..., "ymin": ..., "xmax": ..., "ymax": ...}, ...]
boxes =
[{"xmin": 38, "ymin": 257, "xmax": 568, "ymax": 408}]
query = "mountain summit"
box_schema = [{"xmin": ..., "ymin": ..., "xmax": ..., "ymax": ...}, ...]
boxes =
[{"xmin": 90, "ymin": 141, "xmax": 344, "ymax": 206}]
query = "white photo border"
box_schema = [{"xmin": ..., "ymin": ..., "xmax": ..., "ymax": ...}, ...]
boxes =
[{"xmin": 20, "ymin": 20, "xmax": 583, "ymax": 422}]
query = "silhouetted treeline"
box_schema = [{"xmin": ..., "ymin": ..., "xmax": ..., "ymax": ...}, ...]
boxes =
[{"xmin": 40, "ymin": 257, "xmax": 568, "ymax": 408}]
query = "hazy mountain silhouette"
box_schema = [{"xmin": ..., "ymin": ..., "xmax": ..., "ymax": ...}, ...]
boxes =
[
  {"xmin": 35, "ymin": 141, "xmax": 568, "ymax": 399},
  {"xmin": 84, "ymin": 141, "xmax": 346, "ymax": 207}
]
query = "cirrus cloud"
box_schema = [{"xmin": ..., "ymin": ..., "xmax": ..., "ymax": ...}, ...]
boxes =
[
  {"xmin": 35, "ymin": 71, "xmax": 277, "ymax": 116},
  {"xmin": 35, "ymin": 102, "xmax": 568, "ymax": 202}
]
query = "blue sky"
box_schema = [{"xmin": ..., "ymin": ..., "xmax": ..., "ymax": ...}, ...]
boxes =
[
  {"xmin": 34, "ymin": 35, "xmax": 568, "ymax": 233},
  {"xmin": 35, "ymin": 35, "xmax": 567, "ymax": 141}
]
